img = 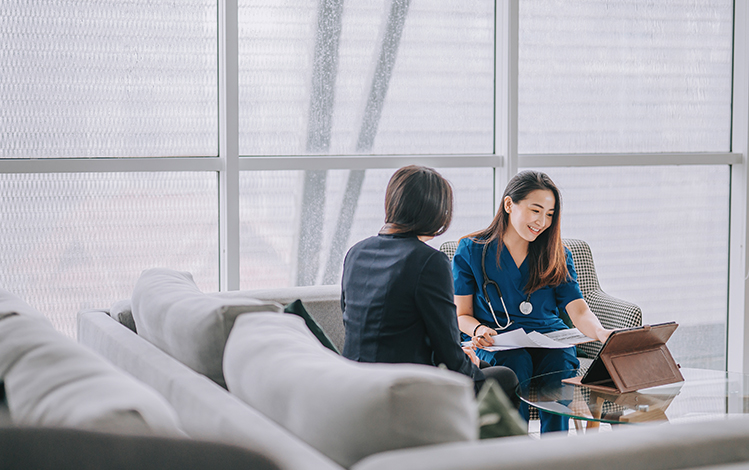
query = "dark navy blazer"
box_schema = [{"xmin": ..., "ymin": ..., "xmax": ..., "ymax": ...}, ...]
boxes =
[{"xmin": 341, "ymin": 233, "xmax": 483, "ymax": 382}]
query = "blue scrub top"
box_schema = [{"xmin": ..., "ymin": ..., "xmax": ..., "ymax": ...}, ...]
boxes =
[{"xmin": 452, "ymin": 237, "xmax": 583, "ymax": 334}]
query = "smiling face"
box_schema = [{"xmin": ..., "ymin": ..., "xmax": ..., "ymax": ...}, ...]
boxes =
[{"xmin": 504, "ymin": 189, "xmax": 556, "ymax": 244}]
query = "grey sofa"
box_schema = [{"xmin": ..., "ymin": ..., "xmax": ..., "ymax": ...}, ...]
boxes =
[
  {"xmin": 71, "ymin": 268, "xmax": 749, "ymax": 470},
  {"xmin": 0, "ymin": 285, "xmax": 281, "ymax": 470}
]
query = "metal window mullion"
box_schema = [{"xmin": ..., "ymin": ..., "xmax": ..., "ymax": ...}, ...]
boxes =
[
  {"xmin": 218, "ymin": 0, "xmax": 240, "ymax": 291},
  {"xmin": 519, "ymin": 152, "xmax": 742, "ymax": 168},
  {"xmin": 728, "ymin": 0, "xmax": 749, "ymax": 374},
  {"xmin": 238, "ymin": 154, "xmax": 501, "ymax": 171},
  {"xmin": 495, "ymin": 0, "xmax": 518, "ymax": 212},
  {"xmin": 0, "ymin": 151, "xmax": 738, "ymax": 175},
  {"xmin": 0, "ymin": 157, "xmax": 222, "ymax": 174}
]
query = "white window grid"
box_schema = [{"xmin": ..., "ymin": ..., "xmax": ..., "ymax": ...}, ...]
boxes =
[{"xmin": 1, "ymin": 0, "xmax": 747, "ymax": 372}]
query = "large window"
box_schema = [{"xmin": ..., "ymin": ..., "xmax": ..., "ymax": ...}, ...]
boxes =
[
  {"xmin": 0, "ymin": 172, "xmax": 218, "ymax": 336},
  {"xmin": 235, "ymin": 1, "xmax": 497, "ymax": 288},
  {"xmin": 517, "ymin": 0, "xmax": 734, "ymax": 369},
  {"xmin": 518, "ymin": 0, "xmax": 733, "ymax": 154},
  {"xmin": 238, "ymin": 167, "xmax": 494, "ymax": 289},
  {"xmin": 0, "ymin": 0, "xmax": 741, "ymax": 373},
  {"xmin": 1, "ymin": 1, "xmax": 218, "ymax": 158},
  {"xmin": 527, "ymin": 166, "xmax": 730, "ymax": 370},
  {"xmin": 237, "ymin": 0, "xmax": 495, "ymax": 156}
]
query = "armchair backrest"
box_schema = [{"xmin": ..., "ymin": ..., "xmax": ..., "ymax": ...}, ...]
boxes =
[
  {"xmin": 560, "ymin": 238, "xmax": 600, "ymax": 297},
  {"xmin": 438, "ymin": 240, "xmax": 458, "ymax": 262}
]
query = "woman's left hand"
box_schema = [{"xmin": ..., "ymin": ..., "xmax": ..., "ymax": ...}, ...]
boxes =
[{"xmin": 566, "ymin": 299, "xmax": 614, "ymax": 345}]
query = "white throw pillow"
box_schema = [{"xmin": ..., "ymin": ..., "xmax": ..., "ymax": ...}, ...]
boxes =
[
  {"xmin": 223, "ymin": 313, "xmax": 478, "ymax": 468},
  {"xmin": 0, "ymin": 307, "xmax": 183, "ymax": 436},
  {"xmin": 131, "ymin": 268, "xmax": 282, "ymax": 387}
]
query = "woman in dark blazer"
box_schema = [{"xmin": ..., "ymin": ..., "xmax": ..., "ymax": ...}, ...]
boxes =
[{"xmin": 340, "ymin": 165, "xmax": 518, "ymax": 401}]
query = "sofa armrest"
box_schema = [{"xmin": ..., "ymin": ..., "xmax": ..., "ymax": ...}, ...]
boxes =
[
  {"xmin": 77, "ymin": 309, "xmax": 343, "ymax": 470},
  {"xmin": 351, "ymin": 416, "xmax": 749, "ymax": 470},
  {"xmin": 585, "ymin": 289, "xmax": 642, "ymax": 330}
]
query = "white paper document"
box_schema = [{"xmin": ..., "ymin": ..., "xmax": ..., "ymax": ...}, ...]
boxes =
[{"xmin": 465, "ymin": 328, "xmax": 594, "ymax": 352}]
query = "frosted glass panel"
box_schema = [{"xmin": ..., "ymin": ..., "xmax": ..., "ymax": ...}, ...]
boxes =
[
  {"xmin": 239, "ymin": 168, "xmax": 493, "ymax": 289},
  {"xmin": 518, "ymin": 0, "xmax": 733, "ymax": 154},
  {"xmin": 238, "ymin": 0, "xmax": 494, "ymax": 156},
  {"xmin": 0, "ymin": 173, "xmax": 218, "ymax": 337},
  {"xmin": 522, "ymin": 166, "xmax": 729, "ymax": 369},
  {"xmin": 0, "ymin": 1, "xmax": 217, "ymax": 158}
]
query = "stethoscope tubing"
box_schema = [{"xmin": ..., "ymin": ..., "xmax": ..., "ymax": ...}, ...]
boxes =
[{"xmin": 480, "ymin": 241, "xmax": 514, "ymax": 331}]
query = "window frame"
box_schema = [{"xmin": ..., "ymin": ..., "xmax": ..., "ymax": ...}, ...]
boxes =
[
  {"xmin": 1, "ymin": 0, "xmax": 746, "ymax": 372},
  {"xmin": 729, "ymin": 0, "xmax": 749, "ymax": 374}
]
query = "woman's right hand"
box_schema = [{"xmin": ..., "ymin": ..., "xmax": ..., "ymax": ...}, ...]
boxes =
[
  {"xmin": 462, "ymin": 345, "xmax": 481, "ymax": 366},
  {"xmin": 472, "ymin": 325, "xmax": 497, "ymax": 349}
]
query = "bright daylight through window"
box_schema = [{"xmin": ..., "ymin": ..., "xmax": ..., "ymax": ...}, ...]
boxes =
[{"xmin": 0, "ymin": 0, "xmax": 737, "ymax": 372}]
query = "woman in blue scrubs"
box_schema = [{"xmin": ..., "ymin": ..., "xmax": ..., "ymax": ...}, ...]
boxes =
[{"xmin": 452, "ymin": 170, "xmax": 612, "ymax": 433}]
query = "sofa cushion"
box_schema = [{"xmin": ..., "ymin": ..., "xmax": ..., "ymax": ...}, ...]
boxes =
[
  {"xmin": 223, "ymin": 313, "xmax": 477, "ymax": 468},
  {"xmin": 0, "ymin": 289, "xmax": 183, "ymax": 436},
  {"xmin": 239, "ymin": 285, "xmax": 344, "ymax": 352},
  {"xmin": 131, "ymin": 268, "xmax": 283, "ymax": 387}
]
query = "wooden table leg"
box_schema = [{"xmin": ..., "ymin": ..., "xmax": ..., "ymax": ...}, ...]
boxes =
[{"xmin": 586, "ymin": 396, "xmax": 603, "ymax": 430}]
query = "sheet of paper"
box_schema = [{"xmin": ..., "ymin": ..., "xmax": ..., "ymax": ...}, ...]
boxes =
[
  {"xmin": 486, "ymin": 328, "xmax": 537, "ymax": 351},
  {"xmin": 543, "ymin": 328, "xmax": 595, "ymax": 345},
  {"xmin": 525, "ymin": 331, "xmax": 575, "ymax": 349},
  {"xmin": 461, "ymin": 330, "xmax": 531, "ymax": 351},
  {"xmin": 464, "ymin": 328, "xmax": 595, "ymax": 352}
]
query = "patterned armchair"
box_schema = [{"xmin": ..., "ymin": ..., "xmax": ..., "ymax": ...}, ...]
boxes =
[{"xmin": 439, "ymin": 238, "xmax": 642, "ymax": 423}]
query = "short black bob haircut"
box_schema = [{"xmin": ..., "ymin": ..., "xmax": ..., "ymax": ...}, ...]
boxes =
[{"xmin": 383, "ymin": 165, "xmax": 453, "ymax": 237}]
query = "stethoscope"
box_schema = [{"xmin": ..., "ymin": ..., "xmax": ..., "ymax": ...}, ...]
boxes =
[{"xmin": 480, "ymin": 242, "xmax": 533, "ymax": 331}]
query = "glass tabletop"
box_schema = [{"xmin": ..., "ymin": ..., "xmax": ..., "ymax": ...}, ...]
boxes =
[{"xmin": 516, "ymin": 368, "xmax": 749, "ymax": 425}]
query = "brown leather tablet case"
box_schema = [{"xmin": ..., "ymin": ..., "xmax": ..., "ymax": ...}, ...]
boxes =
[{"xmin": 563, "ymin": 322, "xmax": 683, "ymax": 393}]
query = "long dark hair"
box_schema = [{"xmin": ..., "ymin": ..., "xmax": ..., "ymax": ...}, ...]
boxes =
[
  {"xmin": 382, "ymin": 165, "xmax": 453, "ymax": 236},
  {"xmin": 466, "ymin": 170, "xmax": 568, "ymax": 293}
]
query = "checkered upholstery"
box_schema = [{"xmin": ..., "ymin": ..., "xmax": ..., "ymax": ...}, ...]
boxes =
[
  {"xmin": 439, "ymin": 238, "xmax": 642, "ymax": 422},
  {"xmin": 439, "ymin": 240, "xmax": 458, "ymax": 262},
  {"xmin": 562, "ymin": 238, "xmax": 642, "ymax": 358}
]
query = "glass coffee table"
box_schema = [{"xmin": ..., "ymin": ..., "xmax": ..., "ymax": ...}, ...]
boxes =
[{"xmin": 517, "ymin": 368, "xmax": 749, "ymax": 427}]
